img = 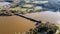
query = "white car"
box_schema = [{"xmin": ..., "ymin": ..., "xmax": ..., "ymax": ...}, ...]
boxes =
[
  {"xmin": 22, "ymin": 4, "xmax": 34, "ymax": 8},
  {"xmin": 34, "ymin": 6, "xmax": 43, "ymax": 11},
  {"xmin": 32, "ymin": 1, "xmax": 48, "ymax": 4}
]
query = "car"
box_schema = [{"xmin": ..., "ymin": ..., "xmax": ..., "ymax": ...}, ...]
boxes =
[
  {"xmin": 10, "ymin": 7, "xmax": 20, "ymax": 11},
  {"xmin": 32, "ymin": 1, "xmax": 48, "ymax": 4},
  {"xmin": 21, "ymin": 4, "xmax": 34, "ymax": 8},
  {"xmin": 34, "ymin": 6, "xmax": 43, "ymax": 11}
]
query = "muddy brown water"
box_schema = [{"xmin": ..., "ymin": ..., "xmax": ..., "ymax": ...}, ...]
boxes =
[{"xmin": 0, "ymin": 16, "xmax": 35, "ymax": 34}]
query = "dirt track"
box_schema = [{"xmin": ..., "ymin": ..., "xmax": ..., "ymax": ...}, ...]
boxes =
[{"xmin": 0, "ymin": 16, "xmax": 35, "ymax": 34}]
